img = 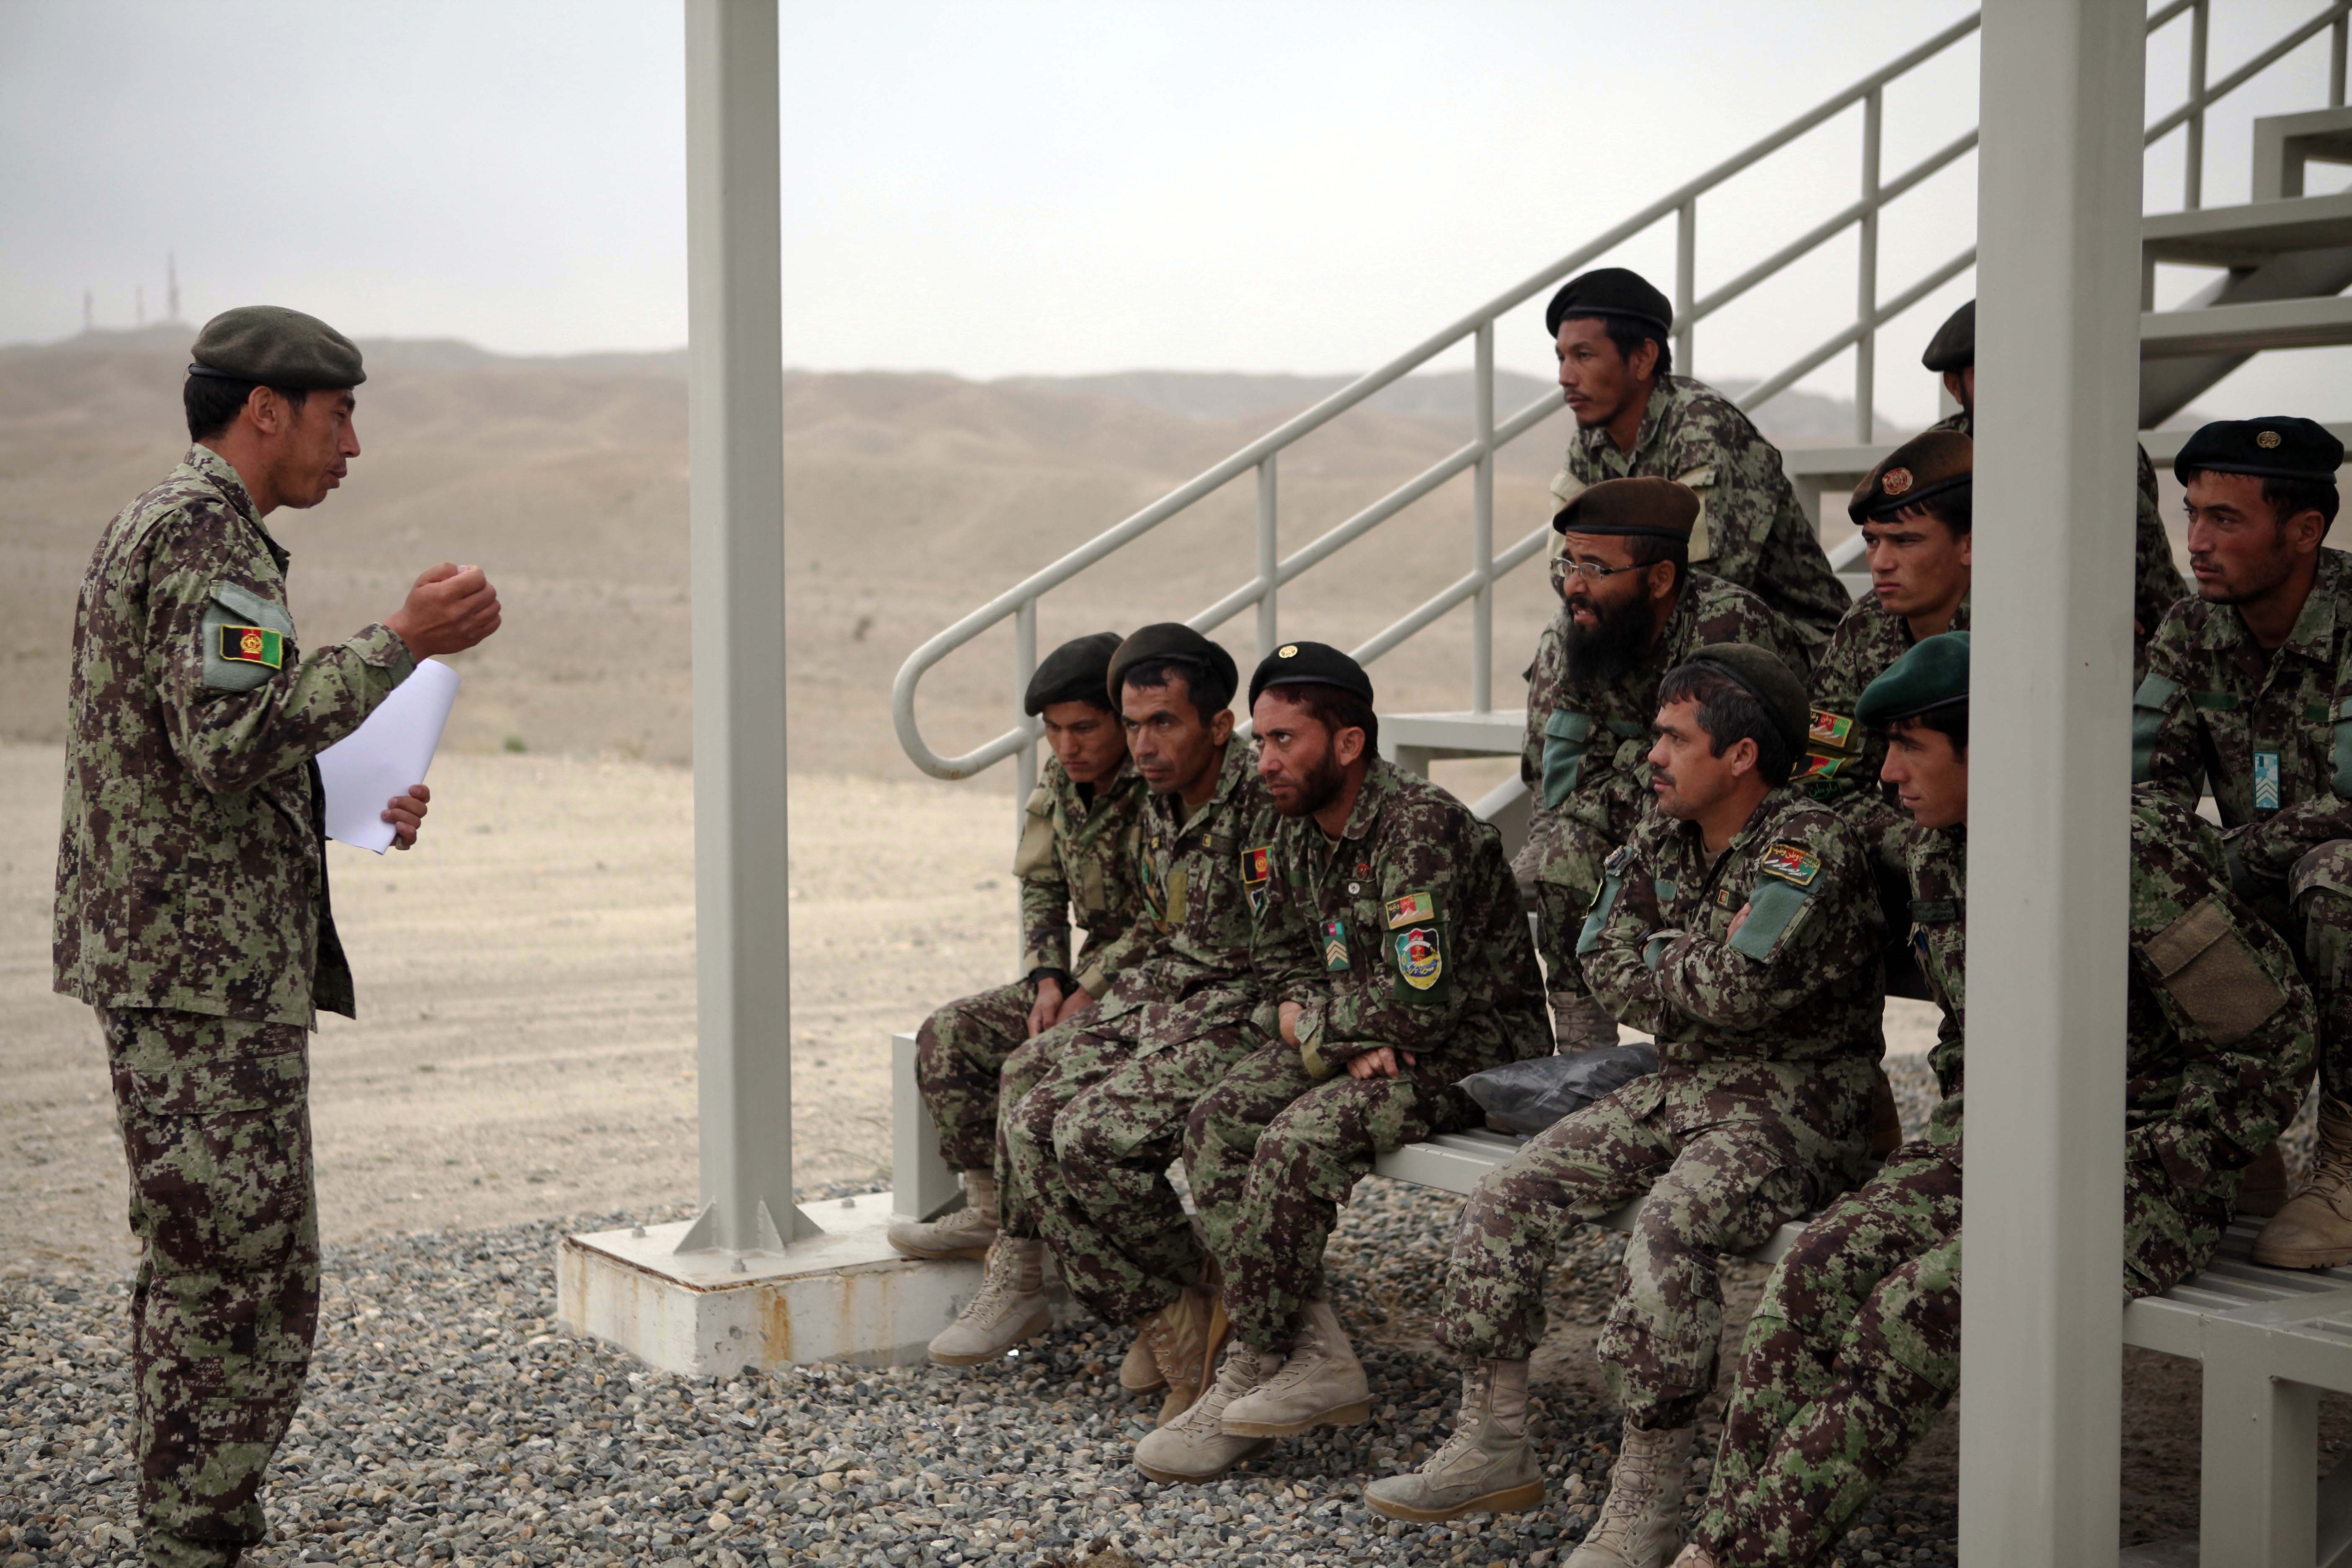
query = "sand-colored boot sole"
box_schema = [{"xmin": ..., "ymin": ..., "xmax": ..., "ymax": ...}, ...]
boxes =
[
  {"xmin": 2251, "ymin": 1233, "xmax": 2352, "ymax": 1269},
  {"xmin": 1365, "ymin": 1478, "xmax": 1545, "ymax": 1523},
  {"xmin": 1133, "ymin": 1436, "xmax": 1269, "ymax": 1485},
  {"xmin": 926, "ymin": 1300, "xmax": 1050, "ymax": 1367},
  {"xmin": 1223, "ymin": 1395, "xmax": 1372, "ymax": 1438},
  {"xmin": 887, "ymin": 1237, "xmax": 995, "ymax": 1262}
]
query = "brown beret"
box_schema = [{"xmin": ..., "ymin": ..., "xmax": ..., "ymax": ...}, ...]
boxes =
[
  {"xmin": 1849, "ymin": 430, "xmax": 1972, "ymax": 524},
  {"xmin": 1107, "ymin": 623, "xmax": 1239, "ymax": 708},
  {"xmin": 1025, "ymin": 631, "xmax": 1124, "ymax": 716},
  {"xmin": 1680, "ymin": 642, "xmax": 1811, "ymax": 758},
  {"xmin": 189, "ymin": 305, "xmax": 366, "ymax": 389},
  {"xmin": 1921, "ymin": 299, "xmax": 1974, "ymax": 374},
  {"xmin": 1552, "ymin": 476, "xmax": 1700, "ymax": 542}
]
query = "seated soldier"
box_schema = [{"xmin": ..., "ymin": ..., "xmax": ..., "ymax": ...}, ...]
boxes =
[
  {"xmin": 937, "ymin": 626, "xmax": 1275, "ymax": 1424},
  {"xmin": 889, "ymin": 632, "xmax": 1146, "ymax": 1262},
  {"xmin": 1520, "ymin": 476, "xmax": 1802, "ymax": 1048},
  {"xmin": 1680, "ymin": 633, "xmax": 2314, "ymax": 1568},
  {"xmin": 1547, "ymin": 266, "xmax": 1846, "ymax": 660},
  {"xmin": 2135, "ymin": 417, "xmax": 2349, "ymax": 1257},
  {"xmin": 1133, "ymin": 643, "xmax": 1552, "ymax": 1483},
  {"xmin": 1367, "ymin": 646, "xmax": 1885, "ymax": 1568}
]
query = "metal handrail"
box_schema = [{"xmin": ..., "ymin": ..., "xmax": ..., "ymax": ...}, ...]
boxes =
[{"xmin": 895, "ymin": 2, "xmax": 2352, "ymax": 794}]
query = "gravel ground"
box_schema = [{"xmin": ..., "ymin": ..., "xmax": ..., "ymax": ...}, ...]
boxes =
[{"xmin": 5, "ymin": 1060, "xmax": 1968, "ymax": 1568}]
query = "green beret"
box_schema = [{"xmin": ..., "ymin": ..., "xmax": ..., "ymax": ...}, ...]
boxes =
[
  {"xmin": 189, "ymin": 305, "xmax": 366, "ymax": 389},
  {"xmin": 1921, "ymin": 299, "xmax": 1974, "ymax": 374},
  {"xmin": 1545, "ymin": 266, "xmax": 1673, "ymax": 340},
  {"xmin": 1849, "ymin": 429, "xmax": 1972, "ymax": 524},
  {"xmin": 1248, "ymin": 640, "xmax": 1375, "ymax": 709},
  {"xmin": 1025, "ymin": 631, "xmax": 1124, "ymax": 716},
  {"xmin": 1679, "ymin": 643, "xmax": 1809, "ymax": 757},
  {"xmin": 2175, "ymin": 417, "xmax": 2343, "ymax": 485},
  {"xmin": 1553, "ymin": 476, "xmax": 1700, "ymax": 542},
  {"xmin": 1856, "ymin": 632, "xmax": 1970, "ymax": 727},
  {"xmin": 1108, "ymin": 623, "xmax": 1238, "ymax": 707}
]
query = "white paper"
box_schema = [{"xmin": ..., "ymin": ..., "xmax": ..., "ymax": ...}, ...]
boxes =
[{"xmin": 317, "ymin": 659, "xmax": 462, "ymax": 854}]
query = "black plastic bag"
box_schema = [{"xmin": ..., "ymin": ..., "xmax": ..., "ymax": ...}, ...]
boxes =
[{"xmin": 1459, "ymin": 1043, "xmax": 1661, "ymax": 1136}]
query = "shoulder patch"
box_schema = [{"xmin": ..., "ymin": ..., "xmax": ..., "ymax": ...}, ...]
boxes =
[
  {"xmin": 217, "ymin": 625, "xmax": 284, "ymax": 669},
  {"xmin": 1241, "ymin": 845, "xmax": 1272, "ymax": 885},
  {"xmin": 1385, "ymin": 889, "xmax": 1437, "ymax": 929},
  {"xmin": 1756, "ymin": 842, "xmax": 1822, "ymax": 887},
  {"xmin": 1807, "ymin": 709, "xmax": 1855, "ymax": 750}
]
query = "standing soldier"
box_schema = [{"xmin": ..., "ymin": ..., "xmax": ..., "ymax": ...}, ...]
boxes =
[
  {"xmin": 934, "ymin": 626, "xmax": 1274, "ymax": 1426},
  {"xmin": 1547, "ymin": 266, "xmax": 1847, "ymax": 659},
  {"xmin": 52, "ymin": 307, "xmax": 502, "ymax": 1568},
  {"xmin": 888, "ymin": 632, "xmax": 1148, "ymax": 1262},
  {"xmin": 1682, "ymin": 634, "xmax": 2312, "ymax": 1568},
  {"xmin": 1919, "ymin": 297, "xmax": 2184, "ymax": 673},
  {"xmin": 1367, "ymin": 647, "xmax": 1885, "ymax": 1568},
  {"xmin": 2135, "ymin": 416, "xmax": 2352, "ymax": 1262},
  {"xmin": 1519, "ymin": 477, "xmax": 1801, "ymax": 1048},
  {"xmin": 1134, "ymin": 643, "xmax": 1551, "ymax": 1483}
]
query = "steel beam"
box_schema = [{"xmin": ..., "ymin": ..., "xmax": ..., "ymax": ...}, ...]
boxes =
[
  {"xmin": 1960, "ymin": 2, "xmax": 2142, "ymax": 1564},
  {"xmin": 681, "ymin": 0, "xmax": 817, "ymax": 1256}
]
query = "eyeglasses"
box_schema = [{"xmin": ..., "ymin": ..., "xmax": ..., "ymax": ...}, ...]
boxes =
[{"xmin": 1557, "ymin": 558, "xmax": 1650, "ymax": 582}]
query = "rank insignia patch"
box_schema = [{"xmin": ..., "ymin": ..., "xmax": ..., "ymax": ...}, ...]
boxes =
[
  {"xmin": 1321, "ymin": 916, "xmax": 1351, "ymax": 972},
  {"xmin": 1393, "ymin": 926, "xmax": 1442, "ymax": 990},
  {"xmin": 218, "ymin": 624, "xmax": 284, "ymax": 669},
  {"xmin": 1385, "ymin": 889, "xmax": 1436, "ymax": 929},
  {"xmin": 2255, "ymin": 752, "xmax": 2281, "ymax": 811},
  {"xmin": 1756, "ymin": 842, "xmax": 1822, "ymax": 886},
  {"xmin": 1242, "ymin": 845, "xmax": 1272, "ymax": 884}
]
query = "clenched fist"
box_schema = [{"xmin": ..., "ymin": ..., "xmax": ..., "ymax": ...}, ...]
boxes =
[{"xmin": 385, "ymin": 563, "xmax": 502, "ymax": 658}]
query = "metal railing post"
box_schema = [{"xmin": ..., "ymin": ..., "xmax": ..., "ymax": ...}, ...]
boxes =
[
  {"xmin": 2335, "ymin": 12, "xmax": 2348, "ymax": 105},
  {"xmin": 1472, "ymin": 321, "xmax": 1496, "ymax": 714},
  {"xmin": 1856, "ymin": 87, "xmax": 1883, "ymax": 444},
  {"xmin": 1013, "ymin": 597, "xmax": 1038, "ymax": 848},
  {"xmin": 1256, "ymin": 458, "xmax": 1279, "ymax": 664},
  {"xmin": 1674, "ymin": 199, "xmax": 1697, "ymax": 377},
  {"xmin": 2186, "ymin": 0, "xmax": 2209, "ymax": 209}
]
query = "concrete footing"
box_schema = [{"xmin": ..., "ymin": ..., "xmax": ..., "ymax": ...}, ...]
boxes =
[{"xmin": 556, "ymin": 1190, "xmax": 989, "ymax": 1376}]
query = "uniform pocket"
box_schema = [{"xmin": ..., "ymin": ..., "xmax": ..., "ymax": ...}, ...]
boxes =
[
  {"xmin": 2129, "ymin": 672, "xmax": 2178, "ymax": 786},
  {"xmin": 1542, "ymin": 709, "xmax": 1594, "ymax": 807}
]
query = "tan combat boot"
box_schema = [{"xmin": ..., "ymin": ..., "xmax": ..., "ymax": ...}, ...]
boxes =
[
  {"xmin": 1670, "ymin": 1546, "xmax": 1720, "ymax": 1568},
  {"xmin": 1364, "ymin": 1359, "xmax": 1544, "ymax": 1522},
  {"xmin": 1135, "ymin": 1284, "xmax": 1228, "ymax": 1425},
  {"xmin": 1554, "ymin": 992, "xmax": 1621, "ymax": 1052},
  {"xmin": 1132, "ymin": 1342, "xmax": 1273, "ymax": 1483},
  {"xmin": 926, "ymin": 1236, "xmax": 1050, "ymax": 1366},
  {"xmin": 2256, "ymin": 1098, "xmax": 2352, "ymax": 1268},
  {"xmin": 1118, "ymin": 1331, "xmax": 1168, "ymax": 1395},
  {"xmin": 1565, "ymin": 1420, "xmax": 1694, "ymax": 1568},
  {"xmin": 1221, "ymin": 1298, "xmax": 1372, "ymax": 1436},
  {"xmin": 887, "ymin": 1171, "xmax": 1000, "ymax": 1260}
]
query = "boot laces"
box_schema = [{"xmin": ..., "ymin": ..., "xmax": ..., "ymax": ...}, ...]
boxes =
[
  {"xmin": 2312, "ymin": 1125, "xmax": 2352, "ymax": 1194},
  {"xmin": 961, "ymin": 1242, "xmax": 1029, "ymax": 1322},
  {"xmin": 1173, "ymin": 1346, "xmax": 1261, "ymax": 1434},
  {"xmin": 1419, "ymin": 1368, "xmax": 1493, "ymax": 1476},
  {"xmin": 1588, "ymin": 1439, "xmax": 1664, "ymax": 1544}
]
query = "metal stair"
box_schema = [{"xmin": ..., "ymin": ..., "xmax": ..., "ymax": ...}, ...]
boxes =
[{"xmin": 895, "ymin": 5, "xmax": 2352, "ymax": 833}]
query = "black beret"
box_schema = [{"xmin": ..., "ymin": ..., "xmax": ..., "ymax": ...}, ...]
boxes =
[
  {"xmin": 1107, "ymin": 623, "xmax": 1238, "ymax": 707},
  {"xmin": 188, "ymin": 305, "xmax": 366, "ymax": 389},
  {"xmin": 2175, "ymin": 417, "xmax": 2344, "ymax": 485},
  {"xmin": 1849, "ymin": 430, "xmax": 1972, "ymax": 524},
  {"xmin": 1545, "ymin": 267, "xmax": 1674, "ymax": 340},
  {"xmin": 1248, "ymin": 640, "xmax": 1375, "ymax": 709},
  {"xmin": 1553, "ymin": 476, "xmax": 1700, "ymax": 542},
  {"xmin": 1856, "ymin": 632, "xmax": 1970, "ymax": 727},
  {"xmin": 1921, "ymin": 299, "xmax": 1974, "ymax": 374},
  {"xmin": 1679, "ymin": 643, "xmax": 1810, "ymax": 757},
  {"xmin": 1024, "ymin": 631, "xmax": 1124, "ymax": 716}
]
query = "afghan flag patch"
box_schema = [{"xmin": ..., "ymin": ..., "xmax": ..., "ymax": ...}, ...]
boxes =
[
  {"xmin": 1384, "ymin": 889, "xmax": 1436, "ymax": 929},
  {"xmin": 1242, "ymin": 845, "xmax": 1272, "ymax": 885},
  {"xmin": 218, "ymin": 624, "xmax": 284, "ymax": 669},
  {"xmin": 1756, "ymin": 841, "xmax": 1823, "ymax": 886}
]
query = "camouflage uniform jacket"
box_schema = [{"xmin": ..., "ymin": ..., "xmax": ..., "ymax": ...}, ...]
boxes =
[
  {"xmin": 1799, "ymin": 591, "xmax": 1971, "ymax": 853},
  {"xmin": 1903, "ymin": 798, "xmax": 2314, "ymax": 1185},
  {"xmin": 53, "ymin": 446, "xmax": 416, "ymax": 1026},
  {"xmin": 1556, "ymin": 375, "xmax": 1847, "ymax": 656},
  {"xmin": 1249, "ymin": 757, "xmax": 1550, "ymax": 1075},
  {"xmin": 1578, "ymin": 785, "xmax": 1885, "ymax": 1067},
  {"xmin": 1014, "ymin": 755, "xmax": 1149, "ymax": 998},
  {"xmin": 1521, "ymin": 571, "xmax": 1800, "ymax": 849},
  {"xmin": 1933, "ymin": 408, "xmax": 2183, "ymax": 665},
  {"xmin": 1085, "ymin": 738, "xmax": 1278, "ymax": 1054},
  {"xmin": 2135, "ymin": 547, "xmax": 2352, "ymax": 881}
]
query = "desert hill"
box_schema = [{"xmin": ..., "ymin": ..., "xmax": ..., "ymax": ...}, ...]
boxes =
[{"xmin": 0, "ymin": 326, "xmax": 1877, "ymax": 781}]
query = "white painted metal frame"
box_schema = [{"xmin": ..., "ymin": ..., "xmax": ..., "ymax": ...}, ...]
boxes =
[{"xmin": 680, "ymin": 0, "xmax": 817, "ymax": 1256}]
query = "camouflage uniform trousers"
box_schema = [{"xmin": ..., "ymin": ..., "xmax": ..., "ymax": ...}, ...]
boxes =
[
  {"xmin": 915, "ymin": 981, "xmax": 1038, "ymax": 1174},
  {"xmin": 99, "ymin": 1006, "xmax": 320, "ymax": 1567},
  {"xmin": 2288, "ymin": 839, "xmax": 2352, "ymax": 1099},
  {"xmin": 1515, "ymin": 809, "xmax": 1617, "ymax": 1005},
  {"xmin": 1184, "ymin": 1041, "xmax": 1488, "ymax": 1353},
  {"xmin": 1437, "ymin": 1059, "xmax": 1872, "ymax": 1430},
  {"xmin": 1693, "ymin": 1137, "xmax": 2233, "ymax": 1566},
  {"xmin": 987, "ymin": 1011, "xmax": 1101, "ymax": 1243},
  {"xmin": 1000, "ymin": 1019, "xmax": 1262, "ymax": 1326}
]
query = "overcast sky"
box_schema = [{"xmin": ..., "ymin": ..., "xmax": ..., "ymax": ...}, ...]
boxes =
[{"xmin": 5, "ymin": 0, "xmax": 2348, "ymax": 429}]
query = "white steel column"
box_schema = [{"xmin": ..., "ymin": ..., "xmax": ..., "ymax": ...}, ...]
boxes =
[
  {"xmin": 1959, "ymin": 1, "xmax": 2143, "ymax": 1563},
  {"xmin": 681, "ymin": 0, "xmax": 818, "ymax": 1255}
]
